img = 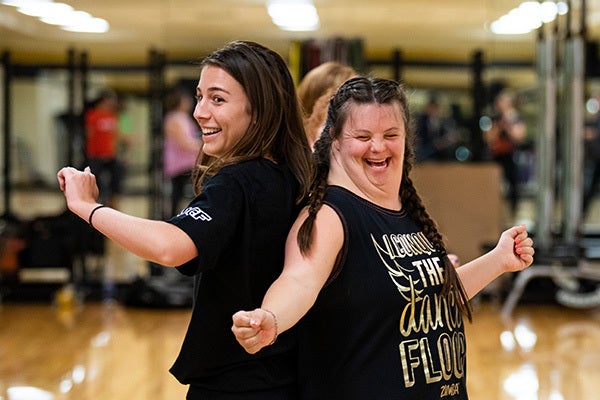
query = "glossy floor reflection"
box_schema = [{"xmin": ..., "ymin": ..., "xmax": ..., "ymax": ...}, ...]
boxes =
[
  {"xmin": 466, "ymin": 302, "xmax": 600, "ymax": 400},
  {"xmin": 1, "ymin": 301, "xmax": 599, "ymax": 399},
  {"xmin": 0, "ymin": 301, "xmax": 190, "ymax": 400},
  {"xmin": 2, "ymin": 186, "xmax": 600, "ymax": 399}
]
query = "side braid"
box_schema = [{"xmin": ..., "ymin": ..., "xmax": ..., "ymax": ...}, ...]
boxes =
[
  {"xmin": 297, "ymin": 164, "xmax": 329, "ymax": 253},
  {"xmin": 296, "ymin": 89, "xmax": 341, "ymax": 254},
  {"xmin": 400, "ymin": 175, "xmax": 472, "ymax": 321}
]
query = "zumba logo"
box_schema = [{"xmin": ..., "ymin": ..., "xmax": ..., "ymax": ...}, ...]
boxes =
[{"xmin": 180, "ymin": 207, "xmax": 212, "ymax": 221}]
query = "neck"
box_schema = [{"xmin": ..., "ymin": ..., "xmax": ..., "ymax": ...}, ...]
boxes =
[{"xmin": 328, "ymin": 171, "xmax": 401, "ymax": 210}]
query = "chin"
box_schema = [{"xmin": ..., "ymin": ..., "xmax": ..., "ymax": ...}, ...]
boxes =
[{"xmin": 201, "ymin": 145, "xmax": 220, "ymax": 158}]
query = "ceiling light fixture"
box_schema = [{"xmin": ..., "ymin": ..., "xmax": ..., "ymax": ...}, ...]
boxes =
[
  {"xmin": 2, "ymin": 0, "xmax": 110, "ymax": 33},
  {"xmin": 490, "ymin": 1, "xmax": 569, "ymax": 35},
  {"xmin": 17, "ymin": 0, "xmax": 71, "ymax": 17},
  {"xmin": 267, "ymin": 0, "xmax": 319, "ymax": 31},
  {"xmin": 40, "ymin": 10, "xmax": 89, "ymax": 25},
  {"xmin": 62, "ymin": 17, "xmax": 109, "ymax": 33},
  {"xmin": 2, "ymin": 0, "xmax": 39, "ymax": 6}
]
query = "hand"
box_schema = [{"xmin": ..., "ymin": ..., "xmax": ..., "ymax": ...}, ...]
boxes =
[
  {"xmin": 57, "ymin": 166, "xmax": 100, "ymax": 208},
  {"xmin": 231, "ymin": 308, "xmax": 277, "ymax": 354},
  {"xmin": 495, "ymin": 224, "xmax": 535, "ymax": 273}
]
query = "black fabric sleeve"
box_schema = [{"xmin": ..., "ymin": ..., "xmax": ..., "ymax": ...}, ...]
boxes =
[{"xmin": 167, "ymin": 171, "xmax": 244, "ymax": 276}]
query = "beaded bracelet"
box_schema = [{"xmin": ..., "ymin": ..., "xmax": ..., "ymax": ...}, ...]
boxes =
[
  {"xmin": 88, "ymin": 204, "xmax": 108, "ymax": 229},
  {"xmin": 263, "ymin": 309, "xmax": 278, "ymax": 346}
]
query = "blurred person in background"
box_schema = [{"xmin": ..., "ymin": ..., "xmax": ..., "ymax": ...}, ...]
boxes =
[
  {"xmin": 297, "ymin": 61, "xmax": 356, "ymax": 149},
  {"xmin": 484, "ymin": 91, "xmax": 526, "ymax": 216},
  {"xmin": 163, "ymin": 86, "xmax": 203, "ymax": 216},
  {"xmin": 84, "ymin": 88, "xmax": 132, "ymax": 209},
  {"xmin": 414, "ymin": 96, "xmax": 459, "ymax": 162}
]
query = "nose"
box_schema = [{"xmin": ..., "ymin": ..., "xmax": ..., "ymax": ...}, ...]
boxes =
[
  {"xmin": 370, "ymin": 137, "xmax": 386, "ymax": 152},
  {"xmin": 193, "ymin": 98, "xmax": 208, "ymax": 122}
]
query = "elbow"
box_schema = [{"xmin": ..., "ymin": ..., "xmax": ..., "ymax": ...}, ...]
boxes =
[
  {"xmin": 149, "ymin": 242, "xmax": 191, "ymax": 267},
  {"xmin": 153, "ymin": 250, "xmax": 190, "ymax": 267},
  {"xmin": 145, "ymin": 222, "xmax": 197, "ymax": 267},
  {"xmin": 153, "ymin": 255, "xmax": 180, "ymax": 268}
]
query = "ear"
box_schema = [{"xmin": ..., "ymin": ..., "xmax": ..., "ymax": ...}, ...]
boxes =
[{"xmin": 332, "ymin": 135, "xmax": 341, "ymax": 152}]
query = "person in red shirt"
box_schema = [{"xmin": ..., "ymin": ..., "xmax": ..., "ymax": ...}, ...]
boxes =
[{"xmin": 85, "ymin": 88, "xmax": 125, "ymax": 208}]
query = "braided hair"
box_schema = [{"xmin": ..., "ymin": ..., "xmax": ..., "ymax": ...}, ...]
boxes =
[{"xmin": 297, "ymin": 76, "xmax": 472, "ymax": 320}]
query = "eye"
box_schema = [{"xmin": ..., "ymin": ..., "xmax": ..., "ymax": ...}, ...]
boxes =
[
  {"xmin": 194, "ymin": 95, "xmax": 202, "ymax": 102},
  {"xmin": 355, "ymin": 135, "xmax": 370, "ymax": 141},
  {"xmin": 212, "ymin": 95, "xmax": 225, "ymax": 103}
]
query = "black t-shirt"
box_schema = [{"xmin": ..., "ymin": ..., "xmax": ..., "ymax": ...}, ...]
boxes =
[
  {"xmin": 297, "ymin": 186, "xmax": 468, "ymax": 400},
  {"xmin": 168, "ymin": 158, "xmax": 301, "ymax": 393}
]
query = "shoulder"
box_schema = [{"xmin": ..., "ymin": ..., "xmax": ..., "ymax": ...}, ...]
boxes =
[
  {"xmin": 323, "ymin": 185, "xmax": 359, "ymax": 207},
  {"xmin": 287, "ymin": 205, "xmax": 344, "ymax": 275},
  {"xmin": 293, "ymin": 204, "xmax": 344, "ymax": 252},
  {"xmin": 315, "ymin": 204, "xmax": 343, "ymax": 232},
  {"xmin": 221, "ymin": 158, "xmax": 294, "ymax": 182},
  {"xmin": 165, "ymin": 111, "xmax": 188, "ymax": 124},
  {"xmin": 86, "ymin": 108, "xmax": 100, "ymax": 120},
  {"xmin": 211, "ymin": 159, "xmax": 298, "ymax": 201}
]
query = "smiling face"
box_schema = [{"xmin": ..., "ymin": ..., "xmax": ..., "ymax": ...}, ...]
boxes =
[
  {"xmin": 193, "ymin": 65, "xmax": 252, "ymax": 159},
  {"xmin": 330, "ymin": 101, "xmax": 406, "ymax": 203}
]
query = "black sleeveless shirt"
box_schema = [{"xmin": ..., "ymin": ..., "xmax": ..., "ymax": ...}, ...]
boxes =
[{"xmin": 297, "ymin": 186, "xmax": 468, "ymax": 400}]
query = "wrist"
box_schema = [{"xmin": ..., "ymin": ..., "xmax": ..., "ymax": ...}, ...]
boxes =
[
  {"xmin": 88, "ymin": 204, "xmax": 108, "ymax": 229},
  {"xmin": 488, "ymin": 247, "xmax": 509, "ymax": 276},
  {"xmin": 263, "ymin": 309, "xmax": 278, "ymax": 346}
]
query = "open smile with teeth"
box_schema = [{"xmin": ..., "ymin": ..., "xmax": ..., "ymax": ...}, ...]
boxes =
[
  {"xmin": 366, "ymin": 158, "xmax": 389, "ymax": 167},
  {"xmin": 202, "ymin": 128, "xmax": 221, "ymax": 136}
]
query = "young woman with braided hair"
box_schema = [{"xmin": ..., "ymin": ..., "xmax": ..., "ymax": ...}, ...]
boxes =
[{"xmin": 232, "ymin": 76, "xmax": 534, "ymax": 399}]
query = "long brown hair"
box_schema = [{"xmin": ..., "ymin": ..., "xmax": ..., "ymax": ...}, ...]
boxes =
[
  {"xmin": 192, "ymin": 41, "xmax": 314, "ymax": 203},
  {"xmin": 297, "ymin": 76, "xmax": 472, "ymax": 321}
]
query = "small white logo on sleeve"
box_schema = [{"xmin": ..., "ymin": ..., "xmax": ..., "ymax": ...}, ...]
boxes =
[{"xmin": 180, "ymin": 207, "xmax": 212, "ymax": 221}]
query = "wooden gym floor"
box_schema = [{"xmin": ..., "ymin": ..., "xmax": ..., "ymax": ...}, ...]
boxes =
[
  {"xmin": 2, "ymin": 301, "xmax": 600, "ymax": 399},
  {"xmin": 2, "ymin": 189, "xmax": 600, "ymax": 399}
]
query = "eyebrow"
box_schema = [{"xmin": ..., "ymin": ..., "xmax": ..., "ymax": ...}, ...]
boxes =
[
  {"xmin": 196, "ymin": 86, "xmax": 231, "ymax": 95},
  {"xmin": 348, "ymin": 126, "xmax": 402, "ymax": 134}
]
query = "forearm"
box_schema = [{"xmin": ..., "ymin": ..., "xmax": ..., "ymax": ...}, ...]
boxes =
[
  {"xmin": 261, "ymin": 274, "xmax": 321, "ymax": 335},
  {"xmin": 58, "ymin": 166, "xmax": 198, "ymax": 266},
  {"xmin": 73, "ymin": 202, "xmax": 196, "ymax": 266},
  {"xmin": 232, "ymin": 205, "xmax": 344, "ymax": 353},
  {"xmin": 457, "ymin": 250, "xmax": 505, "ymax": 299}
]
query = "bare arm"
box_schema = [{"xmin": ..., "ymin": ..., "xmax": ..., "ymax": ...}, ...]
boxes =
[
  {"xmin": 57, "ymin": 166, "xmax": 197, "ymax": 266},
  {"xmin": 457, "ymin": 224, "xmax": 534, "ymax": 299},
  {"xmin": 232, "ymin": 205, "xmax": 344, "ymax": 354}
]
